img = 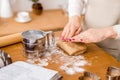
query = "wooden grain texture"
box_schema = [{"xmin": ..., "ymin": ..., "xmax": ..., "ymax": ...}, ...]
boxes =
[
  {"xmin": 0, "ymin": 31, "xmax": 120, "ymax": 80},
  {"xmin": 0, "ymin": 9, "xmax": 68, "ymax": 36},
  {"xmin": 0, "ymin": 33, "xmax": 22, "ymax": 47}
]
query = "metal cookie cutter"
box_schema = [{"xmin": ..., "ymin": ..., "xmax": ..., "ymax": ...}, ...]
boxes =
[
  {"xmin": 0, "ymin": 50, "xmax": 12, "ymax": 68},
  {"xmin": 79, "ymin": 71, "xmax": 101, "ymax": 80},
  {"xmin": 107, "ymin": 66, "xmax": 120, "ymax": 80}
]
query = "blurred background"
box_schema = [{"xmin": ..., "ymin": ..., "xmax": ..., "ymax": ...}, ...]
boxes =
[{"xmin": 0, "ymin": 0, "xmax": 68, "ymax": 12}]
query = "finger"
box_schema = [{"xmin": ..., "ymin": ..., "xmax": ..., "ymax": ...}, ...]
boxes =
[
  {"xmin": 70, "ymin": 32, "xmax": 88, "ymax": 43},
  {"xmin": 75, "ymin": 27, "xmax": 82, "ymax": 35},
  {"xmin": 61, "ymin": 25, "xmax": 69, "ymax": 40},
  {"xmin": 70, "ymin": 34, "xmax": 83, "ymax": 42},
  {"xmin": 61, "ymin": 30, "xmax": 66, "ymax": 40},
  {"xmin": 67, "ymin": 27, "xmax": 76, "ymax": 38},
  {"xmin": 64, "ymin": 29, "xmax": 70, "ymax": 41},
  {"xmin": 79, "ymin": 35, "xmax": 92, "ymax": 43}
]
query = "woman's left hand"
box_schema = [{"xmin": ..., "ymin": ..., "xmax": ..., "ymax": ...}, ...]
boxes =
[{"xmin": 69, "ymin": 27, "xmax": 117, "ymax": 43}]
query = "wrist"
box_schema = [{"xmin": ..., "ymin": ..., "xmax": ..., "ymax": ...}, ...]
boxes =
[
  {"xmin": 103, "ymin": 27, "xmax": 117, "ymax": 39},
  {"xmin": 69, "ymin": 15, "xmax": 81, "ymax": 22},
  {"xmin": 69, "ymin": 15, "xmax": 80, "ymax": 19}
]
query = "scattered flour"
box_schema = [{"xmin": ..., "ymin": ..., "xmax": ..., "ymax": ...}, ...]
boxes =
[{"xmin": 26, "ymin": 38, "xmax": 89, "ymax": 75}]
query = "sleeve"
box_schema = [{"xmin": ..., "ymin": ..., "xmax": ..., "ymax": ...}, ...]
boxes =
[
  {"xmin": 68, "ymin": 0, "xmax": 84, "ymax": 17},
  {"xmin": 113, "ymin": 16, "xmax": 120, "ymax": 39},
  {"xmin": 113, "ymin": 24, "xmax": 120, "ymax": 39}
]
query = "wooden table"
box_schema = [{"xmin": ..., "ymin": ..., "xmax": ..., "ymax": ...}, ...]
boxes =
[
  {"xmin": 0, "ymin": 9, "xmax": 68, "ymax": 36},
  {"xmin": 0, "ymin": 9, "xmax": 68, "ymax": 47},
  {"xmin": 0, "ymin": 31, "xmax": 120, "ymax": 80},
  {"xmin": 0, "ymin": 9, "xmax": 120, "ymax": 80}
]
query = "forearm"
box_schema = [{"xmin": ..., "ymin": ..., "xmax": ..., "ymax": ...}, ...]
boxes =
[{"xmin": 103, "ymin": 25, "xmax": 120, "ymax": 39}]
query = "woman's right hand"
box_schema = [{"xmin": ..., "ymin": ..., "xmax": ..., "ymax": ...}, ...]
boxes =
[{"xmin": 61, "ymin": 15, "xmax": 82, "ymax": 41}]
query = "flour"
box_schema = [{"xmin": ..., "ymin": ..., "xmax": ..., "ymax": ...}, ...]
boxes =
[
  {"xmin": 26, "ymin": 38, "xmax": 89, "ymax": 75},
  {"xmin": 73, "ymin": 60, "xmax": 88, "ymax": 66}
]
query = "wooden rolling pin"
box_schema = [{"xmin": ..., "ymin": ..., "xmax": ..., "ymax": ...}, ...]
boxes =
[{"xmin": 0, "ymin": 33, "xmax": 22, "ymax": 47}]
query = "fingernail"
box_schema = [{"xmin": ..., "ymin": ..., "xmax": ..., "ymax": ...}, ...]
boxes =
[
  {"xmin": 80, "ymin": 39, "xmax": 83, "ymax": 41},
  {"xmin": 71, "ymin": 38, "xmax": 75, "ymax": 41},
  {"xmin": 72, "ymin": 38, "xmax": 75, "ymax": 40},
  {"xmin": 61, "ymin": 36, "xmax": 64, "ymax": 40},
  {"xmin": 68, "ymin": 39, "xmax": 71, "ymax": 41}
]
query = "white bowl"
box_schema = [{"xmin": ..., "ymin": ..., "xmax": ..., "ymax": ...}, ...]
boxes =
[{"xmin": 15, "ymin": 17, "xmax": 31, "ymax": 23}]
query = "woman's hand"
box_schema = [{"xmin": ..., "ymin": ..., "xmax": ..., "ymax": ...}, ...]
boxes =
[
  {"xmin": 61, "ymin": 15, "xmax": 82, "ymax": 41},
  {"xmin": 69, "ymin": 27, "xmax": 117, "ymax": 43}
]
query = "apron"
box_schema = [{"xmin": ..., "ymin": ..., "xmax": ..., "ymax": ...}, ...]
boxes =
[{"xmin": 83, "ymin": 0, "xmax": 120, "ymax": 60}]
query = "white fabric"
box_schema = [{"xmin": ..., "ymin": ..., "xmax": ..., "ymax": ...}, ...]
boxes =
[
  {"xmin": 113, "ymin": 25, "xmax": 120, "ymax": 39},
  {"xmin": 68, "ymin": 0, "xmax": 84, "ymax": 17},
  {"xmin": 68, "ymin": 0, "xmax": 120, "ymax": 39},
  {"xmin": 68, "ymin": 0, "xmax": 120, "ymax": 60},
  {"xmin": 84, "ymin": 0, "xmax": 120, "ymax": 31},
  {"xmin": 68, "ymin": 0, "xmax": 88, "ymax": 17}
]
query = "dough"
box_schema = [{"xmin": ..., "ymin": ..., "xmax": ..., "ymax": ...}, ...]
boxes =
[{"xmin": 56, "ymin": 41, "xmax": 87, "ymax": 56}]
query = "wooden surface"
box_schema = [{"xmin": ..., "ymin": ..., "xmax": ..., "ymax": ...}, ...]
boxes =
[
  {"xmin": 0, "ymin": 9, "xmax": 68, "ymax": 36},
  {"xmin": 0, "ymin": 33, "xmax": 22, "ymax": 47},
  {"xmin": 0, "ymin": 9, "xmax": 120, "ymax": 80},
  {"xmin": 0, "ymin": 31, "xmax": 120, "ymax": 80}
]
